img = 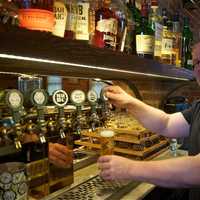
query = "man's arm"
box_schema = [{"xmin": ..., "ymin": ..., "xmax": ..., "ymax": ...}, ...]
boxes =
[
  {"xmin": 98, "ymin": 154, "xmax": 200, "ymax": 188},
  {"xmin": 105, "ymin": 86, "xmax": 190, "ymax": 138}
]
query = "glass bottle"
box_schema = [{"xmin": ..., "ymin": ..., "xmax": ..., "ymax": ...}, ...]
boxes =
[
  {"xmin": 181, "ymin": 17, "xmax": 193, "ymax": 70},
  {"xmin": 160, "ymin": 8, "xmax": 173, "ymax": 65},
  {"xmin": 88, "ymin": 0, "xmax": 100, "ymax": 43},
  {"xmin": 124, "ymin": 0, "xmax": 140, "ymax": 54},
  {"xmin": 53, "ymin": 0, "xmax": 68, "ymax": 37},
  {"xmin": 149, "ymin": 0, "xmax": 162, "ymax": 61},
  {"xmin": 109, "ymin": 0, "xmax": 128, "ymax": 52},
  {"xmin": 65, "ymin": 0, "xmax": 77, "ymax": 39},
  {"xmin": 18, "ymin": 0, "xmax": 55, "ymax": 32},
  {"xmin": 75, "ymin": 0, "xmax": 90, "ymax": 41},
  {"xmin": 91, "ymin": 0, "xmax": 118, "ymax": 50},
  {"xmin": 136, "ymin": 0, "xmax": 154, "ymax": 59},
  {"xmin": 171, "ymin": 12, "xmax": 182, "ymax": 67}
]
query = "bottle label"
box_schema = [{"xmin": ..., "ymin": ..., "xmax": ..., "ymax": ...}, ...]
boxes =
[
  {"xmin": 136, "ymin": 35, "xmax": 154, "ymax": 54},
  {"xmin": 19, "ymin": 9, "xmax": 54, "ymax": 32},
  {"xmin": 161, "ymin": 38, "xmax": 173, "ymax": 55},
  {"xmin": 76, "ymin": 2, "xmax": 90, "ymax": 40},
  {"xmin": 187, "ymin": 59, "xmax": 193, "ymax": 66},
  {"xmin": 96, "ymin": 18, "xmax": 118, "ymax": 35},
  {"xmin": 103, "ymin": 34, "xmax": 117, "ymax": 47},
  {"xmin": 53, "ymin": 1, "xmax": 67, "ymax": 37}
]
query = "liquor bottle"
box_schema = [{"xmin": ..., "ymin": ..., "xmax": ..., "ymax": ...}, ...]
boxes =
[
  {"xmin": 160, "ymin": 8, "xmax": 173, "ymax": 65},
  {"xmin": 53, "ymin": 0, "xmax": 68, "ymax": 37},
  {"xmin": 65, "ymin": 0, "xmax": 77, "ymax": 39},
  {"xmin": 109, "ymin": 0, "xmax": 128, "ymax": 52},
  {"xmin": 181, "ymin": 17, "xmax": 193, "ymax": 70},
  {"xmin": 75, "ymin": 0, "xmax": 90, "ymax": 41},
  {"xmin": 149, "ymin": 0, "xmax": 162, "ymax": 61},
  {"xmin": 136, "ymin": 0, "xmax": 154, "ymax": 59},
  {"xmin": 171, "ymin": 12, "xmax": 181, "ymax": 67},
  {"xmin": 18, "ymin": 0, "xmax": 55, "ymax": 32},
  {"xmin": 88, "ymin": 0, "xmax": 100, "ymax": 43},
  {"xmin": 124, "ymin": 0, "xmax": 141, "ymax": 54},
  {"xmin": 91, "ymin": 0, "xmax": 118, "ymax": 50}
]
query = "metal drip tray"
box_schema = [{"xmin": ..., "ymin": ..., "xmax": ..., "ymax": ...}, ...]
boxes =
[{"xmin": 48, "ymin": 175, "xmax": 139, "ymax": 200}]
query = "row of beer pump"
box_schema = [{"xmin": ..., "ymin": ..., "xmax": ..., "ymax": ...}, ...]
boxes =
[{"xmin": 0, "ymin": 88, "xmax": 111, "ymax": 150}]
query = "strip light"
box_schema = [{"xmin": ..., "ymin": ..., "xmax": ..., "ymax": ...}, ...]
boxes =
[{"xmin": 0, "ymin": 53, "xmax": 191, "ymax": 81}]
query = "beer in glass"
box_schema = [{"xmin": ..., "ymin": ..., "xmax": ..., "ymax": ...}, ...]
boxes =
[{"xmin": 100, "ymin": 130, "xmax": 115, "ymax": 156}]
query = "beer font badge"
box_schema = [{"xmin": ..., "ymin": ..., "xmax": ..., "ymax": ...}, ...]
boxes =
[
  {"xmin": 31, "ymin": 89, "xmax": 48, "ymax": 106},
  {"xmin": 70, "ymin": 90, "xmax": 86, "ymax": 106},
  {"xmin": 52, "ymin": 89, "xmax": 68, "ymax": 107},
  {"xmin": 5, "ymin": 90, "xmax": 24, "ymax": 110},
  {"xmin": 87, "ymin": 90, "xmax": 98, "ymax": 104}
]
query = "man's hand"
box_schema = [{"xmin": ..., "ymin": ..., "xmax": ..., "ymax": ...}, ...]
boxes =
[
  {"xmin": 104, "ymin": 86, "xmax": 134, "ymax": 109},
  {"xmin": 98, "ymin": 155, "xmax": 134, "ymax": 181},
  {"xmin": 49, "ymin": 143, "xmax": 73, "ymax": 168}
]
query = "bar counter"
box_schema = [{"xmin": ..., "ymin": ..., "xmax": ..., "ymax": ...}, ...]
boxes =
[{"xmin": 40, "ymin": 148, "xmax": 187, "ymax": 200}]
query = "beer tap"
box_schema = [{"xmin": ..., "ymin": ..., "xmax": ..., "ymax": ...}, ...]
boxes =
[
  {"xmin": 70, "ymin": 90, "xmax": 86, "ymax": 134},
  {"xmin": 1, "ymin": 123, "xmax": 12, "ymax": 146},
  {"xmin": 100, "ymin": 88, "xmax": 111, "ymax": 126},
  {"xmin": 87, "ymin": 90, "xmax": 99, "ymax": 131},
  {"xmin": 47, "ymin": 117, "xmax": 56, "ymax": 137},
  {"xmin": 52, "ymin": 89, "xmax": 69, "ymax": 139},
  {"xmin": 30, "ymin": 89, "xmax": 48, "ymax": 143},
  {"xmin": 5, "ymin": 89, "xmax": 24, "ymax": 149}
]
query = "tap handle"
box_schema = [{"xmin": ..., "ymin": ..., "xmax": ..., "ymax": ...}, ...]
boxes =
[
  {"xmin": 87, "ymin": 90, "xmax": 98, "ymax": 106},
  {"xmin": 30, "ymin": 89, "xmax": 48, "ymax": 108},
  {"xmin": 5, "ymin": 89, "xmax": 24, "ymax": 112},
  {"xmin": 52, "ymin": 89, "xmax": 69, "ymax": 108},
  {"xmin": 70, "ymin": 90, "xmax": 86, "ymax": 107}
]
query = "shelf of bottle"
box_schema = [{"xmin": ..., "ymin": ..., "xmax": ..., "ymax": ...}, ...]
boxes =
[{"xmin": 0, "ymin": 24, "xmax": 194, "ymax": 81}]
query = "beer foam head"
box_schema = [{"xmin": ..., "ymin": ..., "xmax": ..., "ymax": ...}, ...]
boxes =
[{"xmin": 100, "ymin": 130, "xmax": 115, "ymax": 137}]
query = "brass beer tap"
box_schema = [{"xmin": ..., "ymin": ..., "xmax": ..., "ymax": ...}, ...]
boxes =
[
  {"xmin": 87, "ymin": 90, "xmax": 99, "ymax": 131},
  {"xmin": 30, "ymin": 89, "xmax": 48, "ymax": 144},
  {"xmin": 70, "ymin": 90, "xmax": 86, "ymax": 135},
  {"xmin": 52, "ymin": 89, "xmax": 69, "ymax": 139},
  {"xmin": 5, "ymin": 89, "xmax": 24, "ymax": 149}
]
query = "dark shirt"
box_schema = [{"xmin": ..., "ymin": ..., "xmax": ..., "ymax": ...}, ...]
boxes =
[{"xmin": 182, "ymin": 100, "xmax": 200, "ymax": 200}]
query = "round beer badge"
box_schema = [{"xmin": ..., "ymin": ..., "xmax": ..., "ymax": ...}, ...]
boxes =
[{"xmin": 52, "ymin": 90, "xmax": 68, "ymax": 107}]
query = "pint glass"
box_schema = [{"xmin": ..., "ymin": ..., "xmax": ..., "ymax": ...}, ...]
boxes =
[{"xmin": 100, "ymin": 130, "xmax": 115, "ymax": 156}]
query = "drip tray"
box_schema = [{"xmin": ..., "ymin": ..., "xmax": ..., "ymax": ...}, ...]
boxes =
[{"xmin": 48, "ymin": 175, "xmax": 139, "ymax": 200}]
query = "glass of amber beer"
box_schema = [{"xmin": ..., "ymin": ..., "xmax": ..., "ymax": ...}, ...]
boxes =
[{"xmin": 100, "ymin": 130, "xmax": 115, "ymax": 156}]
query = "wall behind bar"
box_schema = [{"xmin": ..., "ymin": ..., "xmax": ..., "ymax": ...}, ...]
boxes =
[{"xmin": 114, "ymin": 79, "xmax": 200, "ymax": 108}]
